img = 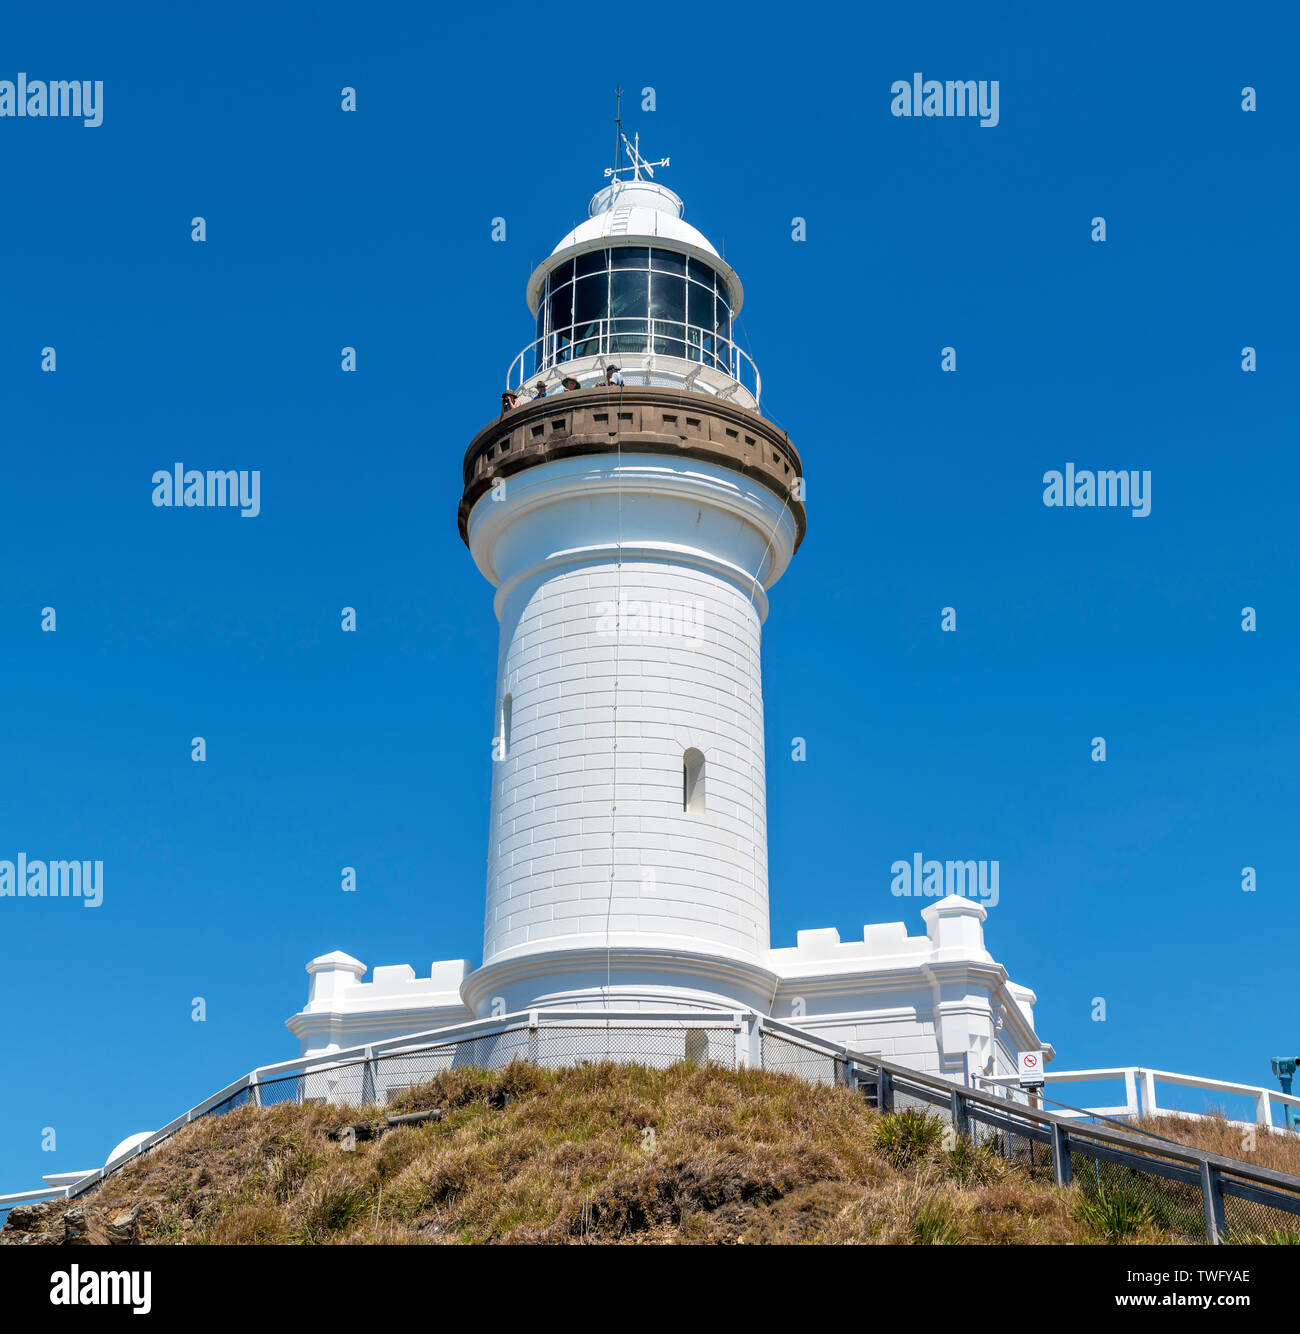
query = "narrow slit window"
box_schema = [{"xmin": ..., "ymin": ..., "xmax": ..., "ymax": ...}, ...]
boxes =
[
  {"xmin": 683, "ymin": 748, "xmax": 705, "ymax": 814},
  {"xmin": 498, "ymin": 693, "xmax": 513, "ymax": 758}
]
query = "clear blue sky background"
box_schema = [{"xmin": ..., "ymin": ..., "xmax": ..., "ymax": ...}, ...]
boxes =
[{"xmin": 1, "ymin": 2, "xmax": 1296, "ymax": 1191}]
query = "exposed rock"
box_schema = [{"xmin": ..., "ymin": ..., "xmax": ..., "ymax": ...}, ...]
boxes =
[
  {"xmin": 63, "ymin": 1204, "xmax": 100, "ymax": 1245},
  {"xmin": 3, "ymin": 1201, "xmax": 59, "ymax": 1234},
  {"xmin": 3, "ymin": 1197, "xmax": 139, "ymax": 1247},
  {"xmin": 1, "ymin": 1201, "xmax": 65, "ymax": 1245},
  {"xmin": 104, "ymin": 1206, "xmax": 139, "ymax": 1245}
]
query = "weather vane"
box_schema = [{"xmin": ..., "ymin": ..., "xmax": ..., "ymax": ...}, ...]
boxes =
[{"xmin": 605, "ymin": 89, "xmax": 669, "ymax": 183}]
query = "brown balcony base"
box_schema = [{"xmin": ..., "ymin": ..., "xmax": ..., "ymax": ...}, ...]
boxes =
[{"xmin": 459, "ymin": 386, "xmax": 806, "ymax": 550}]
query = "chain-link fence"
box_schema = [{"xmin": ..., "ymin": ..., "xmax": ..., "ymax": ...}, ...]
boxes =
[
  {"xmin": 1219, "ymin": 1172, "xmax": 1300, "ymax": 1242},
  {"xmin": 1064, "ymin": 1141, "xmax": 1204, "ymax": 1239},
  {"xmin": 759, "ymin": 1028, "xmax": 847, "ymax": 1086},
  {"xmin": 1054, "ymin": 1129, "xmax": 1300, "ymax": 1242}
]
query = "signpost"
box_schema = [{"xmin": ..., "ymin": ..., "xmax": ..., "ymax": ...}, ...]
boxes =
[{"xmin": 1019, "ymin": 1049, "xmax": 1046, "ymax": 1090}]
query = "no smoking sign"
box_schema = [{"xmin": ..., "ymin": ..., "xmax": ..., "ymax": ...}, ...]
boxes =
[{"xmin": 1018, "ymin": 1050, "xmax": 1046, "ymax": 1088}]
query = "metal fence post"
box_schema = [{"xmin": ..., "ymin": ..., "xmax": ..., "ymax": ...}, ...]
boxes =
[
  {"xmin": 1124, "ymin": 1068, "xmax": 1139, "ymax": 1117},
  {"xmin": 1200, "ymin": 1160, "xmax": 1226, "ymax": 1245},
  {"xmin": 735, "ymin": 1015, "xmax": 751, "ymax": 1070},
  {"xmin": 747, "ymin": 1015, "xmax": 764, "ymax": 1070},
  {"xmin": 878, "ymin": 1065, "xmax": 893, "ymax": 1113},
  {"xmin": 1050, "ymin": 1122, "xmax": 1073, "ymax": 1186},
  {"xmin": 1256, "ymin": 1089, "xmax": 1272, "ymax": 1129},
  {"xmin": 248, "ymin": 1073, "xmax": 261, "ymax": 1109},
  {"xmin": 362, "ymin": 1047, "xmax": 377, "ymax": 1106},
  {"xmin": 1141, "ymin": 1069, "xmax": 1159, "ymax": 1119},
  {"xmin": 950, "ymin": 1088, "xmax": 969, "ymax": 1138}
]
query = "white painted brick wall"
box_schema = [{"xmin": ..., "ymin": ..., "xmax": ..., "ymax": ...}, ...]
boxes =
[{"xmin": 483, "ymin": 557, "xmax": 769, "ymax": 962}]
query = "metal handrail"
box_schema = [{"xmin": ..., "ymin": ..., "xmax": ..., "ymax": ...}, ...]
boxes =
[
  {"xmin": 754, "ymin": 1016, "xmax": 1300, "ymax": 1243},
  {"xmin": 765, "ymin": 1016, "xmax": 1289, "ymax": 1176},
  {"xmin": 506, "ymin": 317, "xmax": 761, "ymax": 405}
]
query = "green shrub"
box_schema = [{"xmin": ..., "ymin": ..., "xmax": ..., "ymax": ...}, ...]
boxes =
[
  {"xmin": 873, "ymin": 1109, "xmax": 945, "ymax": 1168},
  {"xmin": 1072, "ymin": 1186, "xmax": 1154, "ymax": 1242},
  {"xmin": 912, "ymin": 1198, "xmax": 958, "ymax": 1244},
  {"xmin": 943, "ymin": 1135, "xmax": 1002, "ymax": 1187}
]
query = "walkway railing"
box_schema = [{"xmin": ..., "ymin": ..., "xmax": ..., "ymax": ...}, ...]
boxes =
[
  {"xmin": 4, "ymin": 1012, "xmax": 1299, "ymax": 1245},
  {"xmin": 757, "ymin": 1019, "xmax": 1300, "ymax": 1245},
  {"xmin": 974, "ymin": 1066, "xmax": 1300, "ymax": 1133},
  {"xmin": 506, "ymin": 317, "xmax": 761, "ymax": 406}
]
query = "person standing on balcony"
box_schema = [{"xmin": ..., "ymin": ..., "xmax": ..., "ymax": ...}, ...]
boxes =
[{"xmin": 605, "ymin": 365, "xmax": 624, "ymax": 387}]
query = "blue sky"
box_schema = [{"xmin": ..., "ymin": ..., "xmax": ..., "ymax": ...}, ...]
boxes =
[{"xmin": 1, "ymin": 2, "xmax": 1297, "ymax": 1190}]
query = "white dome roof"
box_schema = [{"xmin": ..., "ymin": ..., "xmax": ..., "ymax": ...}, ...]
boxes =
[
  {"xmin": 526, "ymin": 178, "xmax": 743, "ymax": 316},
  {"xmin": 551, "ymin": 181, "xmax": 719, "ymax": 260},
  {"xmin": 105, "ymin": 1130, "xmax": 154, "ymax": 1166}
]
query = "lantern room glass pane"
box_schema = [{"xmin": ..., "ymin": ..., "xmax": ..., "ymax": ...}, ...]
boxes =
[
  {"xmin": 654, "ymin": 323, "xmax": 687, "ymax": 357},
  {"xmin": 715, "ymin": 281, "xmax": 731, "ymax": 335},
  {"xmin": 651, "ymin": 248, "xmax": 687, "ymax": 275},
  {"xmin": 687, "ymin": 281, "xmax": 716, "ymax": 332},
  {"xmin": 529, "ymin": 246, "xmax": 741, "ymax": 380},
  {"xmin": 609, "ymin": 317, "xmax": 648, "ymax": 355},
  {"xmin": 573, "ymin": 274, "xmax": 606, "ymax": 326},
  {"xmin": 609, "ymin": 269, "xmax": 648, "ymax": 320},
  {"xmin": 549, "ymin": 280, "xmax": 573, "ymax": 334},
  {"xmin": 572, "ymin": 274, "xmax": 606, "ymax": 357},
  {"xmin": 574, "ymin": 250, "xmax": 606, "ymax": 279},
  {"xmin": 649, "ymin": 273, "xmax": 685, "ymax": 325},
  {"xmin": 610, "ymin": 246, "xmax": 650, "ymax": 269}
]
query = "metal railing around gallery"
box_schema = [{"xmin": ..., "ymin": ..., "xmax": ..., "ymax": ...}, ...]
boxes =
[{"xmin": 506, "ymin": 318, "xmax": 762, "ymax": 406}]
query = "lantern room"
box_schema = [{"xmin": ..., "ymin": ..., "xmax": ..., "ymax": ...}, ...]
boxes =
[{"xmin": 510, "ymin": 140, "xmax": 761, "ymax": 409}]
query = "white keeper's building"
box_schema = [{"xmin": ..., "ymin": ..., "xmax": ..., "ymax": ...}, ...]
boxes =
[{"xmin": 286, "ymin": 140, "xmax": 1051, "ymax": 1087}]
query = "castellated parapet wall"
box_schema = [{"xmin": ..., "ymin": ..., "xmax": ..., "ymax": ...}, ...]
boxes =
[{"xmin": 288, "ymin": 897, "xmax": 1048, "ymax": 1082}]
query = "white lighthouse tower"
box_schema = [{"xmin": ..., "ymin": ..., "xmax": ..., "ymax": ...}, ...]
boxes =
[
  {"xmin": 457, "ymin": 133, "xmax": 804, "ymax": 1017},
  {"xmin": 288, "ymin": 136, "xmax": 1049, "ymax": 1088}
]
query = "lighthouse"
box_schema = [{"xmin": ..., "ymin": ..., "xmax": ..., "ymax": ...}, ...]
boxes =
[
  {"xmin": 457, "ymin": 132, "xmax": 805, "ymax": 1016},
  {"xmin": 288, "ymin": 136, "xmax": 1048, "ymax": 1087}
]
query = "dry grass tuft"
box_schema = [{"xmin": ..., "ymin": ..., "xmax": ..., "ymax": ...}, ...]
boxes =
[{"xmin": 1131, "ymin": 1113, "xmax": 1300, "ymax": 1176}]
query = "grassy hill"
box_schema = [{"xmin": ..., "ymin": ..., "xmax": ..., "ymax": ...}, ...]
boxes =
[{"xmin": 4, "ymin": 1061, "xmax": 1298, "ymax": 1245}]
